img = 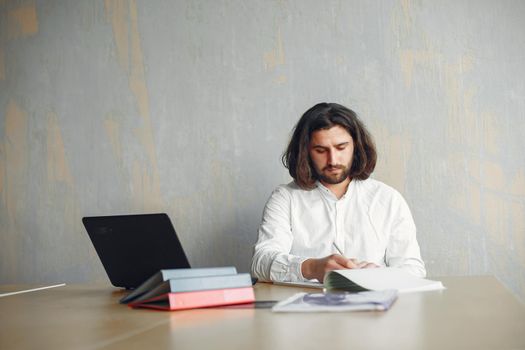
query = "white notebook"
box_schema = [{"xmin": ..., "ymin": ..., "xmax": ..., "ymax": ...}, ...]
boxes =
[
  {"xmin": 324, "ymin": 268, "xmax": 445, "ymax": 293},
  {"xmin": 272, "ymin": 289, "xmax": 399, "ymax": 313}
]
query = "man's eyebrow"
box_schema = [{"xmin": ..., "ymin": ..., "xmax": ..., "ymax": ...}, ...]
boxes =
[{"xmin": 311, "ymin": 142, "xmax": 349, "ymax": 149}]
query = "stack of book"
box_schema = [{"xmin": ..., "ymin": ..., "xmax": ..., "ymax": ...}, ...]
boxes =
[{"xmin": 121, "ymin": 267, "xmax": 255, "ymax": 311}]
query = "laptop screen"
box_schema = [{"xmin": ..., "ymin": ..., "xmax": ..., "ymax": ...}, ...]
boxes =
[{"xmin": 83, "ymin": 213, "xmax": 191, "ymax": 289}]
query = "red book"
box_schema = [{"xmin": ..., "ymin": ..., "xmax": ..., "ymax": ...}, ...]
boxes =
[{"xmin": 128, "ymin": 287, "xmax": 255, "ymax": 311}]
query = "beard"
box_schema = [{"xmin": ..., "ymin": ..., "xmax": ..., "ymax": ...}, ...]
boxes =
[{"xmin": 313, "ymin": 163, "xmax": 352, "ymax": 184}]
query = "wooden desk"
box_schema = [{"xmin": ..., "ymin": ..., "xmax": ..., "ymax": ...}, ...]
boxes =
[{"xmin": 1, "ymin": 276, "xmax": 524, "ymax": 350}]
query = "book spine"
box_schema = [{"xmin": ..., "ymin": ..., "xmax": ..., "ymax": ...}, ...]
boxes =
[
  {"xmin": 169, "ymin": 273, "xmax": 252, "ymax": 293},
  {"xmin": 168, "ymin": 287, "xmax": 255, "ymax": 310},
  {"xmin": 133, "ymin": 287, "xmax": 255, "ymax": 311},
  {"xmin": 161, "ymin": 267, "xmax": 238, "ymax": 280}
]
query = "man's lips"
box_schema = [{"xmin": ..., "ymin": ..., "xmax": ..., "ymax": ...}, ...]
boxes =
[{"xmin": 324, "ymin": 166, "xmax": 344, "ymax": 173}]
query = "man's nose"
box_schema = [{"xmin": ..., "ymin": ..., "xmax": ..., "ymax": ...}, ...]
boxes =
[{"xmin": 327, "ymin": 150, "xmax": 336, "ymax": 165}]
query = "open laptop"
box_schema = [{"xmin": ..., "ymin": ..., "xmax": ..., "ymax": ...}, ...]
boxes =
[{"xmin": 82, "ymin": 213, "xmax": 190, "ymax": 289}]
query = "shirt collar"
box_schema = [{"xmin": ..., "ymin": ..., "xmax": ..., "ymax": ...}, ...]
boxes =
[{"xmin": 315, "ymin": 180, "xmax": 354, "ymax": 202}]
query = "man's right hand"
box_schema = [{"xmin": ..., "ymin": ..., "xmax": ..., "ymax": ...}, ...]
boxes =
[{"xmin": 301, "ymin": 254, "xmax": 360, "ymax": 282}]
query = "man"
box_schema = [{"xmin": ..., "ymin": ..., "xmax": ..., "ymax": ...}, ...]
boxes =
[{"xmin": 251, "ymin": 102, "xmax": 426, "ymax": 283}]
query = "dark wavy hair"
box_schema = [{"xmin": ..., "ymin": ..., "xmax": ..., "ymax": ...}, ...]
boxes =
[{"xmin": 282, "ymin": 102, "xmax": 377, "ymax": 190}]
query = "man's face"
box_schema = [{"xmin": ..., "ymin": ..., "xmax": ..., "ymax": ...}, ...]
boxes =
[{"xmin": 309, "ymin": 125, "xmax": 354, "ymax": 185}]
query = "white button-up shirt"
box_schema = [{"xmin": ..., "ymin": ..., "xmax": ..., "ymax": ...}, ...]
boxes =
[{"xmin": 251, "ymin": 178, "xmax": 426, "ymax": 282}]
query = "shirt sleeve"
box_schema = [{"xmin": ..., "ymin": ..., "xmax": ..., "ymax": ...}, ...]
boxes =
[
  {"xmin": 383, "ymin": 191, "xmax": 427, "ymax": 278},
  {"xmin": 250, "ymin": 186, "xmax": 309, "ymax": 282}
]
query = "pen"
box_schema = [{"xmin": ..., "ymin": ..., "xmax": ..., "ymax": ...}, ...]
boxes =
[
  {"xmin": 332, "ymin": 242, "xmax": 344, "ymax": 255},
  {"xmin": 0, "ymin": 283, "xmax": 66, "ymax": 298}
]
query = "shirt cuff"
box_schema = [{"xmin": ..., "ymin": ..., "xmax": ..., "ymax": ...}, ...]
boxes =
[{"xmin": 270, "ymin": 254, "xmax": 310, "ymax": 282}]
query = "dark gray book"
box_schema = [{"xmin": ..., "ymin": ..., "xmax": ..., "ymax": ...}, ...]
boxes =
[
  {"xmin": 120, "ymin": 266, "xmax": 237, "ymax": 304},
  {"xmin": 129, "ymin": 273, "xmax": 253, "ymax": 304}
]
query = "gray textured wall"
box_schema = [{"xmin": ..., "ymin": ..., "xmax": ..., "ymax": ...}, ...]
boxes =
[{"xmin": 1, "ymin": 0, "xmax": 524, "ymax": 302}]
